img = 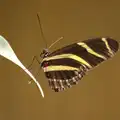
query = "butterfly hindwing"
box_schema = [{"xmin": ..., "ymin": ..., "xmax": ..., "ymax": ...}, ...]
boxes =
[{"xmin": 41, "ymin": 37, "xmax": 119, "ymax": 92}]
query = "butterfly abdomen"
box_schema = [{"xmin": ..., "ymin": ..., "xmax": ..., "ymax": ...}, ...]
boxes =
[{"xmin": 41, "ymin": 37, "xmax": 119, "ymax": 92}]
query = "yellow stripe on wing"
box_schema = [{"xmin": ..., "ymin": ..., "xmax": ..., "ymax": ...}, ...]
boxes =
[
  {"xmin": 42, "ymin": 54, "xmax": 92, "ymax": 68},
  {"xmin": 77, "ymin": 42, "xmax": 107, "ymax": 60},
  {"xmin": 102, "ymin": 38, "xmax": 113, "ymax": 56},
  {"xmin": 43, "ymin": 65, "xmax": 79, "ymax": 72}
]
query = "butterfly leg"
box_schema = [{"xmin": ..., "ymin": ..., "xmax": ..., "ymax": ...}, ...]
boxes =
[
  {"xmin": 27, "ymin": 56, "xmax": 41, "ymax": 84},
  {"xmin": 27, "ymin": 56, "xmax": 40, "ymax": 70}
]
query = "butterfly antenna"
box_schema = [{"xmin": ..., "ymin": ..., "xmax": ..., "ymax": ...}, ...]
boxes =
[
  {"xmin": 48, "ymin": 36, "xmax": 64, "ymax": 49},
  {"xmin": 37, "ymin": 13, "xmax": 47, "ymax": 48}
]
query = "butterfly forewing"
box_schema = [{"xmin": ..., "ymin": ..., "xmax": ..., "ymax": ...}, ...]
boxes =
[{"xmin": 41, "ymin": 37, "xmax": 119, "ymax": 92}]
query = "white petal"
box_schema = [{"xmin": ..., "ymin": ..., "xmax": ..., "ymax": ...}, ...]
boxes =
[{"xmin": 0, "ymin": 35, "xmax": 44, "ymax": 98}]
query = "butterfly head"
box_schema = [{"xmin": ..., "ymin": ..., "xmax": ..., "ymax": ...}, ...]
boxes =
[{"xmin": 40, "ymin": 48, "xmax": 50, "ymax": 58}]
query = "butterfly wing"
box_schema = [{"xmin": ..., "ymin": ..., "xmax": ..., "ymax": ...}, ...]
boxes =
[{"xmin": 41, "ymin": 37, "xmax": 119, "ymax": 92}]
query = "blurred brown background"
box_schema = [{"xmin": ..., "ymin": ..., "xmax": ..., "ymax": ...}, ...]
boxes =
[{"xmin": 0, "ymin": 0, "xmax": 120, "ymax": 120}]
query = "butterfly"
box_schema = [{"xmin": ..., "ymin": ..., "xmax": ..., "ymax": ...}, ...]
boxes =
[{"xmin": 39, "ymin": 37, "xmax": 119, "ymax": 92}]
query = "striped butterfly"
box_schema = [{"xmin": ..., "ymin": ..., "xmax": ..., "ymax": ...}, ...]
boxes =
[
  {"xmin": 36, "ymin": 14, "xmax": 119, "ymax": 92},
  {"xmin": 40, "ymin": 37, "xmax": 119, "ymax": 92}
]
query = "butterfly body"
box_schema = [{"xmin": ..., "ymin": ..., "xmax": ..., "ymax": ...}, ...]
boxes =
[{"xmin": 40, "ymin": 37, "xmax": 119, "ymax": 92}]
